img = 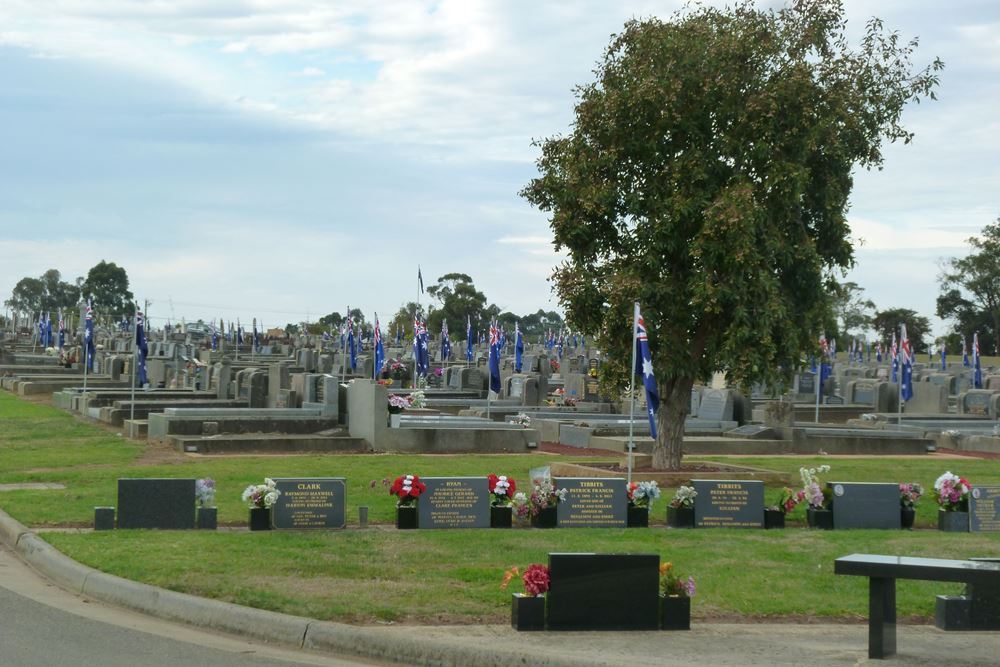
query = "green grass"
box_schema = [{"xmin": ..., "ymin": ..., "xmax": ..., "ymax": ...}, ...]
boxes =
[{"xmin": 3, "ymin": 390, "xmax": 1000, "ymax": 624}]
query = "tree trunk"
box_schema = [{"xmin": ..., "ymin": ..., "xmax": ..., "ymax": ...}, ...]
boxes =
[{"xmin": 651, "ymin": 376, "xmax": 694, "ymax": 470}]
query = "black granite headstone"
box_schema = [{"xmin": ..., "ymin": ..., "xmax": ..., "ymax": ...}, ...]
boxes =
[
  {"xmin": 692, "ymin": 479, "xmax": 764, "ymax": 528},
  {"xmin": 555, "ymin": 478, "xmax": 627, "ymax": 528},
  {"xmin": 117, "ymin": 478, "xmax": 196, "ymax": 529},
  {"xmin": 271, "ymin": 478, "xmax": 346, "ymax": 529},
  {"xmin": 547, "ymin": 553, "xmax": 659, "ymax": 630},
  {"xmin": 970, "ymin": 486, "xmax": 1000, "ymax": 532},
  {"xmin": 828, "ymin": 482, "xmax": 900, "ymax": 529},
  {"xmin": 797, "ymin": 373, "xmax": 815, "ymax": 394},
  {"xmin": 417, "ymin": 477, "xmax": 490, "ymax": 528}
]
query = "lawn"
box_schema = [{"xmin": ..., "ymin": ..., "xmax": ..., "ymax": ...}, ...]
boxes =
[{"xmin": 3, "ymin": 391, "xmax": 999, "ymax": 624}]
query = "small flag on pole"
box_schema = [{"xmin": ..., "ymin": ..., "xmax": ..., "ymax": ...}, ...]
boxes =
[
  {"xmin": 136, "ymin": 308, "xmax": 148, "ymax": 386},
  {"xmin": 514, "ymin": 322, "xmax": 524, "ymax": 373},
  {"xmin": 374, "ymin": 314, "xmax": 384, "ymax": 380},
  {"xmin": 974, "ymin": 332, "xmax": 982, "ymax": 389},
  {"xmin": 84, "ymin": 299, "xmax": 96, "ymax": 372},
  {"xmin": 634, "ymin": 304, "xmax": 660, "ymax": 439},
  {"xmin": 488, "ymin": 320, "xmax": 501, "ymax": 395},
  {"xmin": 900, "ymin": 324, "xmax": 913, "ymax": 402}
]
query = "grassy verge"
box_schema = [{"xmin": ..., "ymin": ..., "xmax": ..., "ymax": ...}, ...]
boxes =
[{"xmin": 3, "ymin": 391, "xmax": 1000, "ymax": 624}]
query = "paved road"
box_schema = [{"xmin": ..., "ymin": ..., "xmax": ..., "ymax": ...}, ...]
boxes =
[{"xmin": 0, "ymin": 545, "xmax": 387, "ymax": 667}]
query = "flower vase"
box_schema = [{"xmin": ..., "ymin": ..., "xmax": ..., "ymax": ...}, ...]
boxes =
[
  {"xmin": 627, "ymin": 505, "xmax": 649, "ymax": 528},
  {"xmin": 531, "ymin": 506, "xmax": 557, "ymax": 528},
  {"xmin": 660, "ymin": 595, "xmax": 691, "ymax": 630},
  {"xmin": 396, "ymin": 504, "xmax": 418, "ymax": 529},
  {"xmin": 667, "ymin": 506, "xmax": 694, "ymax": 529},
  {"xmin": 901, "ymin": 507, "xmax": 916, "ymax": 530},
  {"xmin": 511, "ymin": 594, "xmax": 545, "ymax": 631},
  {"xmin": 389, "ymin": 413, "xmax": 402, "ymax": 428},
  {"xmin": 763, "ymin": 509, "xmax": 785, "ymax": 530},
  {"xmin": 491, "ymin": 505, "xmax": 512, "ymax": 529},
  {"xmin": 197, "ymin": 507, "xmax": 217, "ymax": 530},
  {"xmin": 938, "ymin": 509, "xmax": 969, "ymax": 532},
  {"xmin": 806, "ymin": 508, "xmax": 833, "ymax": 530},
  {"xmin": 249, "ymin": 507, "xmax": 271, "ymax": 531}
]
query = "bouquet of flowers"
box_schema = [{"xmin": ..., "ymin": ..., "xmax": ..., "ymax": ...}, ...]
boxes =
[
  {"xmin": 660, "ymin": 562, "xmax": 696, "ymax": 598},
  {"xmin": 513, "ymin": 477, "xmax": 567, "ymax": 517},
  {"xmin": 388, "ymin": 394, "xmax": 412, "ymax": 414},
  {"xmin": 510, "ymin": 413, "xmax": 532, "ymax": 427},
  {"xmin": 769, "ymin": 487, "xmax": 804, "ymax": 514},
  {"xmin": 409, "ymin": 391, "xmax": 427, "ymax": 409},
  {"xmin": 195, "ymin": 478, "xmax": 216, "ymax": 507},
  {"xmin": 799, "ymin": 465, "xmax": 832, "ymax": 510},
  {"xmin": 389, "ymin": 474, "xmax": 427, "ymax": 507},
  {"xmin": 933, "ymin": 472, "xmax": 971, "ymax": 512},
  {"xmin": 242, "ymin": 478, "xmax": 280, "ymax": 509},
  {"xmin": 501, "ymin": 563, "xmax": 550, "ymax": 597},
  {"xmin": 627, "ymin": 480, "xmax": 661, "ymax": 508},
  {"xmin": 488, "ymin": 474, "xmax": 517, "ymax": 506},
  {"xmin": 899, "ymin": 482, "xmax": 924, "ymax": 509},
  {"xmin": 669, "ymin": 485, "xmax": 697, "ymax": 509}
]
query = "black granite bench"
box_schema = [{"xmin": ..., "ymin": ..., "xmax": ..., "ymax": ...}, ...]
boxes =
[{"xmin": 834, "ymin": 554, "xmax": 1000, "ymax": 659}]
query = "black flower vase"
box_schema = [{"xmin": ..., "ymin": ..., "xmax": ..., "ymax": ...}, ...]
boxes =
[
  {"xmin": 491, "ymin": 505, "xmax": 512, "ymax": 528},
  {"xmin": 197, "ymin": 506, "xmax": 217, "ymax": 530},
  {"xmin": 531, "ymin": 506, "xmax": 557, "ymax": 528},
  {"xmin": 396, "ymin": 504, "xmax": 418, "ymax": 529},
  {"xmin": 938, "ymin": 509, "xmax": 969, "ymax": 532},
  {"xmin": 667, "ymin": 506, "xmax": 694, "ymax": 529},
  {"xmin": 627, "ymin": 505, "xmax": 649, "ymax": 528},
  {"xmin": 806, "ymin": 507, "xmax": 833, "ymax": 530},
  {"xmin": 660, "ymin": 595, "xmax": 691, "ymax": 630},
  {"xmin": 901, "ymin": 507, "xmax": 916, "ymax": 529},
  {"xmin": 249, "ymin": 507, "xmax": 271, "ymax": 531},
  {"xmin": 763, "ymin": 509, "xmax": 785, "ymax": 529},
  {"xmin": 511, "ymin": 594, "xmax": 545, "ymax": 631}
]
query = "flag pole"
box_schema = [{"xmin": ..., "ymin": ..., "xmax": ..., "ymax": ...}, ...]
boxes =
[
  {"xmin": 129, "ymin": 302, "xmax": 138, "ymax": 425},
  {"xmin": 628, "ymin": 302, "xmax": 639, "ymax": 486},
  {"xmin": 814, "ymin": 356, "xmax": 821, "ymax": 424}
]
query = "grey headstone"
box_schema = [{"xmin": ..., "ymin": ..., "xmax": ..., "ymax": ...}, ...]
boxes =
[
  {"xmin": 117, "ymin": 478, "xmax": 195, "ymax": 529},
  {"xmin": 692, "ymin": 479, "xmax": 763, "ymax": 528},
  {"xmin": 970, "ymin": 486, "xmax": 1000, "ymax": 532},
  {"xmin": 271, "ymin": 478, "xmax": 346, "ymax": 529},
  {"xmin": 828, "ymin": 482, "xmax": 900, "ymax": 529},
  {"xmin": 697, "ymin": 389, "xmax": 733, "ymax": 421},
  {"xmin": 417, "ymin": 477, "xmax": 490, "ymax": 529},
  {"xmin": 555, "ymin": 477, "xmax": 627, "ymax": 528}
]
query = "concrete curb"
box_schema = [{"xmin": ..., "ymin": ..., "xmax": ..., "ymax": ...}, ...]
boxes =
[{"xmin": 0, "ymin": 508, "xmax": 609, "ymax": 667}]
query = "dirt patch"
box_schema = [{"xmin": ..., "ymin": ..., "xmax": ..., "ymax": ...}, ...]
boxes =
[{"xmin": 936, "ymin": 447, "xmax": 1000, "ymax": 460}]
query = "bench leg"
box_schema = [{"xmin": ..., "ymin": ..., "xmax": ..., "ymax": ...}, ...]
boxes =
[{"xmin": 869, "ymin": 577, "xmax": 896, "ymax": 659}]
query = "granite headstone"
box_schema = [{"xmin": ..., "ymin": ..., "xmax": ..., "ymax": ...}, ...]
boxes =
[
  {"xmin": 117, "ymin": 478, "xmax": 196, "ymax": 529},
  {"xmin": 692, "ymin": 479, "xmax": 764, "ymax": 528},
  {"xmin": 828, "ymin": 482, "xmax": 900, "ymax": 529},
  {"xmin": 418, "ymin": 477, "xmax": 490, "ymax": 529},
  {"xmin": 555, "ymin": 478, "xmax": 627, "ymax": 528},
  {"xmin": 271, "ymin": 478, "xmax": 346, "ymax": 529}
]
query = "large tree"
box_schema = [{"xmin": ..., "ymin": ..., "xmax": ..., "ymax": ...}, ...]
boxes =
[
  {"xmin": 830, "ymin": 280, "xmax": 875, "ymax": 341},
  {"xmin": 81, "ymin": 261, "xmax": 134, "ymax": 319},
  {"xmin": 872, "ymin": 308, "xmax": 931, "ymax": 352},
  {"xmin": 521, "ymin": 0, "xmax": 941, "ymax": 469},
  {"xmin": 938, "ymin": 218, "xmax": 1000, "ymax": 354},
  {"xmin": 425, "ymin": 273, "xmax": 488, "ymax": 339},
  {"xmin": 5, "ymin": 269, "xmax": 81, "ymax": 315}
]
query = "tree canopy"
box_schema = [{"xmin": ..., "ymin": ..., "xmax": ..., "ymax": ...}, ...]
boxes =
[
  {"xmin": 872, "ymin": 308, "xmax": 931, "ymax": 352},
  {"xmin": 81, "ymin": 261, "xmax": 134, "ymax": 319},
  {"xmin": 4, "ymin": 269, "xmax": 81, "ymax": 315},
  {"xmin": 938, "ymin": 218, "xmax": 1000, "ymax": 355},
  {"xmin": 521, "ymin": 0, "xmax": 941, "ymax": 469}
]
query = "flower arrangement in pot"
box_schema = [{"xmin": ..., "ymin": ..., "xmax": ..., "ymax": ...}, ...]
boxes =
[
  {"xmin": 195, "ymin": 477, "xmax": 217, "ymax": 530},
  {"xmin": 659, "ymin": 561, "xmax": 696, "ymax": 630},
  {"xmin": 626, "ymin": 480, "xmax": 660, "ymax": 527},
  {"xmin": 899, "ymin": 482, "xmax": 923, "ymax": 529},
  {"xmin": 667, "ymin": 485, "xmax": 697, "ymax": 528},
  {"xmin": 488, "ymin": 474, "xmax": 517, "ymax": 528},
  {"xmin": 933, "ymin": 471, "xmax": 971, "ymax": 532},
  {"xmin": 390, "ymin": 474, "xmax": 426, "ymax": 529},
  {"xmin": 242, "ymin": 477, "xmax": 280, "ymax": 531},
  {"xmin": 387, "ymin": 394, "xmax": 411, "ymax": 414},
  {"xmin": 799, "ymin": 465, "xmax": 832, "ymax": 529},
  {"xmin": 501, "ymin": 563, "xmax": 550, "ymax": 630},
  {"xmin": 764, "ymin": 487, "xmax": 802, "ymax": 529},
  {"xmin": 512, "ymin": 477, "xmax": 566, "ymax": 528}
]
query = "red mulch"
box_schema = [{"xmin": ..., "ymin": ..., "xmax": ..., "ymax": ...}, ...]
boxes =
[{"xmin": 936, "ymin": 447, "xmax": 1000, "ymax": 460}]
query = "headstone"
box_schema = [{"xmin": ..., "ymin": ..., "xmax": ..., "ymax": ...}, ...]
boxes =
[
  {"xmin": 824, "ymin": 395, "xmax": 845, "ymax": 405},
  {"xmin": 555, "ymin": 478, "xmax": 627, "ymax": 528},
  {"xmin": 959, "ymin": 390, "xmax": 995, "ymax": 416},
  {"xmin": 692, "ymin": 480, "xmax": 763, "ymax": 528},
  {"xmin": 970, "ymin": 486, "xmax": 1000, "ymax": 533},
  {"xmin": 271, "ymin": 478, "xmax": 346, "ymax": 529},
  {"xmin": 697, "ymin": 389, "xmax": 733, "ymax": 421},
  {"xmin": 546, "ymin": 553, "xmax": 659, "ymax": 630},
  {"xmin": 117, "ymin": 478, "xmax": 195, "ymax": 529},
  {"xmin": 828, "ymin": 482, "xmax": 900, "ymax": 529},
  {"xmin": 417, "ymin": 477, "xmax": 490, "ymax": 529}
]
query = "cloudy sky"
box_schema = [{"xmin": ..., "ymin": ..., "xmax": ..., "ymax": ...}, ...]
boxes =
[{"xmin": 0, "ymin": 0, "xmax": 996, "ymax": 335}]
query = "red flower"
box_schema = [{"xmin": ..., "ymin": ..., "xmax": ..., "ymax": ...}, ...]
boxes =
[
  {"xmin": 627, "ymin": 482, "xmax": 638, "ymax": 501},
  {"xmin": 389, "ymin": 474, "xmax": 426, "ymax": 500},
  {"xmin": 522, "ymin": 564, "xmax": 550, "ymax": 596},
  {"xmin": 488, "ymin": 474, "xmax": 516, "ymax": 497}
]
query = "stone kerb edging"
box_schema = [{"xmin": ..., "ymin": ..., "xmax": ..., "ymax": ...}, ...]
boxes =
[{"xmin": 0, "ymin": 508, "xmax": 609, "ymax": 667}]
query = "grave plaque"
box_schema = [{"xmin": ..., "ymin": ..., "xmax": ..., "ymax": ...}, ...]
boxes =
[
  {"xmin": 555, "ymin": 478, "xmax": 627, "ymax": 528},
  {"xmin": 271, "ymin": 478, "xmax": 346, "ymax": 529},
  {"xmin": 117, "ymin": 478, "xmax": 196, "ymax": 529},
  {"xmin": 417, "ymin": 477, "xmax": 490, "ymax": 529},
  {"xmin": 828, "ymin": 482, "xmax": 900, "ymax": 529},
  {"xmin": 797, "ymin": 373, "xmax": 815, "ymax": 394},
  {"xmin": 547, "ymin": 553, "xmax": 659, "ymax": 630},
  {"xmin": 692, "ymin": 480, "xmax": 763, "ymax": 528},
  {"xmin": 971, "ymin": 486, "xmax": 1000, "ymax": 532},
  {"xmin": 964, "ymin": 392, "xmax": 991, "ymax": 415},
  {"xmin": 853, "ymin": 385, "xmax": 875, "ymax": 406}
]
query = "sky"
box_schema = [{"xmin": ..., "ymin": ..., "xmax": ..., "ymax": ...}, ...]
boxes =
[{"xmin": 0, "ymin": 0, "xmax": 997, "ymax": 337}]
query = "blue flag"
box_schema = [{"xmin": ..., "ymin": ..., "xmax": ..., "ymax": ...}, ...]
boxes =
[
  {"xmin": 900, "ymin": 324, "xmax": 913, "ymax": 402},
  {"xmin": 876, "ymin": 342, "xmax": 882, "ymax": 363},
  {"xmin": 488, "ymin": 320, "xmax": 501, "ymax": 394},
  {"xmin": 963, "ymin": 336, "xmax": 970, "ymax": 367},
  {"xmin": 84, "ymin": 299, "xmax": 95, "ymax": 372},
  {"xmin": 211, "ymin": 321, "xmax": 218, "ymax": 351},
  {"xmin": 374, "ymin": 314, "xmax": 384, "ymax": 380},
  {"xmin": 136, "ymin": 309, "xmax": 148, "ymax": 386},
  {"xmin": 466, "ymin": 315, "xmax": 474, "ymax": 362},
  {"xmin": 237, "ymin": 320, "xmax": 244, "ymax": 346},
  {"xmin": 253, "ymin": 318, "xmax": 260, "ymax": 351},
  {"xmin": 890, "ymin": 333, "xmax": 898, "ymax": 383},
  {"xmin": 441, "ymin": 319, "xmax": 451, "ymax": 361},
  {"xmin": 820, "ymin": 362, "xmax": 832, "ymax": 397},
  {"xmin": 634, "ymin": 304, "xmax": 660, "ymax": 439},
  {"xmin": 514, "ymin": 322, "xmax": 524, "ymax": 373},
  {"xmin": 347, "ymin": 319, "xmax": 356, "ymax": 372},
  {"xmin": 940, "ymin": 343, "xmax": 946, "ymax": 371},
  {"xmin": 974, "ymin": 332, "xmax": 982, "ymax": 389},
  {"xmin": 414, "ymin": 317, "xmax": 429, "ymax": 377},
  {"xmin": 44, "ymin": 313, "xmax": 52, "ymax": 348},
  {"xmin": 57, "ymin": 310, "xmax": 65, "ymax": 350}
]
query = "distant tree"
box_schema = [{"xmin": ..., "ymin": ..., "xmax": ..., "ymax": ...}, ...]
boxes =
[
  {"xmin": 518, "ymin": 309, "xmax": 564, "ymax": 338},
  {"xmin": 5, "ymin": 276, "xmax": 45, "ymax": 315},
  {"xmin": 830, "ymin": 281, "xmax": 875, "ymax": 340},
  {"xmin": 425, "ymin": 273, "xmax": 488, "ymax": 338},
  {"xmin": 318, "ymin": 312, "xmax": 344, "ymax": 331},
  {"xmin": 938, "ymin": 218, "xmax": 1000, "ymax": 354},
  {"xmin": 521, "ymin": 1, "xmax": 941, "ymax": 469},
  {"xmin": 872, "ymin": 308, "xmax": 931, "ymax": 352},
  {"xmin": 4, "ymin": 268, "xmax": 81, "ymax": 316},
  {"xmin": 81, "ymin": 261, "xmax": 134, "ymax": 319},
  {"xmin": 388, "ymin": 302, "xmax": 424, "ymax": 342}
]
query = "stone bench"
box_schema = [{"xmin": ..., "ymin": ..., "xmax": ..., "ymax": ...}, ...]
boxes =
[{"xmin": 834, "ymin": 554, "xmax": 1000, "ymax": 659}]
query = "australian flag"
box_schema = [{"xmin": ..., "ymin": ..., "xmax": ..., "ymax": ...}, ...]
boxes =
[
  {"xmin": 347, "ymin": 317, "xmax": 356, "ymax": 372},
  {"xmin": 414, "ymin": 317, "xmax": 429, "ymax": 377},
  {"xmin": 236, "ymin": 319, "xmax": 244, "ymax": 347},
  {"xmin": 466, "ymin": 315, "xmax": 474, "ymax": 363},
  {"xmin": 514, "ymin": 322, "xmax": 524, "ymax": 373},
  {"xmin": 119, "ymin": 314, "xmax": 129, "ymax": 333},
  {"xmin": 253, "ymin": 318, "xmax": 260, "ymax": 351},
  {"xmin": 940, "ymin": 343, "xmax": 946, "ymax": 371},
  {"xmin": 374, "ymin": 314, "xmax": 385, "ymax": 379},
  {"xmin": 441, "ymin": 319, "xmax": 451, "ymax": 361},
  {"xmin": 211, "ymin": 321, "xmax": 218, "ymax": 351},
  {"xmin": 135, "ymin": 309, "xmax": 148, "ymax": 386},
  {"xmin": 963, "ymin": 336, "xmax": 970, "ymax": 367},
  {"xmin": 84, "ymin": 298, "xmax": 95, "ymax": 372},
  {"xmin": 488, "ymin": 320, "xmax": 501, "ymax": 395},
  {"xmin": 57, "ymin": 310, "xmax": 65, "ymax": 350},
  {"xmin": 875, "ymin": 341, "xmax": 882, "ymax": 363},
  {"xmin": 634, "ymin": 304, "xmax": 659, "ymax": 439},
  {"xmin": 900, "ymin": 324, "xmax": 913, "ymax": 402},
  {"xmin": 890, "ymin": 333, "xmax": 898, "ymax": 383},
  {"xmin": 974, "ymin": 332, "xmax": 982, "ymax": 389}
]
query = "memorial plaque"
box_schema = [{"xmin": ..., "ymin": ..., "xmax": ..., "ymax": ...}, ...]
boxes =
[
  {"xmin": 555, "ymin": 478, "xmax": 627, "ymax": 528},
  {"xmin": 964, "ymin": 392, "xmax": 991, "ymax": 415},
  {"xmin": 117, "ymin": 478, "xmax": 196, "ymax": 529},
  {"xmin": 547, "ymin": 553, "xmax": 659, "ymax": 630},
  {"xmin": 271, "ymin": 478, "xmax": 346, "ymax": 529},
  {"xmin": 797, "ymin": 373, "xmax": 815, "ymax": 394},
  {"xmin": 692, "ymin": 480, "xmax": 763, "ymax": 528},
  {"xmin": 417, "ymin": 477, "xmax": 490, "ymax": 529},
  {"xmin": 828, "ymin": 482, "xmax": 900, "ymax": 529},
  {"xmin": 853, "ymin": 385, "xmax": 875, "ymax": 406},
  {"xmin": 971, "ymin": 486, "xmax": 1000, "ymax": 532}
]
